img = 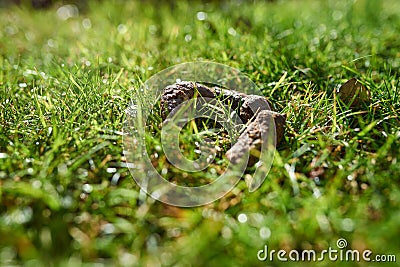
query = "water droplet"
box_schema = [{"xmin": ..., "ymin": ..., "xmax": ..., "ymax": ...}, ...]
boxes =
[
  {"xmin": 149, "ymin": 25, "xmax": 157, "ymax": 35},
  {"xmin": 341, "ymin": 218, "xmax": 354, "ymax": 232},
  {"xmin": 58, "ymin": 163, "xmax": 68, "ymax": 176},
  {"xmin": 82, "ymin": 18, "xmax": 91, "ymax": 29},
  {"xmin": 332, "ymin": 10, "xmax": 343, "ymax": 21},
  {"xmin": 57, "ymin": 5, "xmax": 79, "ymax": 21},
  {"xmin": 119, "ymin": 253, "xmax": 137, "ymax": 265},
  {"xmin": 106, "ymin": 168, "xmax": 117, "ymax": 173},
  {"xmin": 82, "ymin": 184, "xmax": 93, "ymax": 194},
  {"xmin": 196, "ymin": 12, "xmax": 207, "ymax": 21},
  {"xmin": 161, "ymin": 168, "xmax": 168, "ymax": 175},
  {"xmin": 184, "ymin": 34, "xmax": 192, "ymax": 42},
  {"xmin": 228, "ymin": 27, "xmax": 237, "ymax": 36},
  {"xmin": 61, "ymin": 196, "xmax": 73, "ymax": 208},
  {"xmin": 101, "ymin": 223, "xmax": 115, "ymax": 234},
  {"xmin": 221, "ymin": 226, "xmax": 232, "ymax": 239},
  {"xmin": 259, "ymin": 227, "xmax": 271, "ymax": 240},
  {"xmin": 117, "ymin": 24, "xmax": 128, "ymax": 34},
  {"xmin": 31, "ymin": 180, "xmax": 42, "ymax": 188},
  {"xmin": 47, "ymin": 39, "xmax": 55, "ymax": 47},
  {"xmin": 238, "ymin": 213, "xmax": 247, "ymax": 223}
]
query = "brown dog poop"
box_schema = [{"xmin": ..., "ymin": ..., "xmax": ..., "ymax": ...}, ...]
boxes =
[{"xmin": 160, "ymin": 81, "xmax": 286, "ymax": 166}]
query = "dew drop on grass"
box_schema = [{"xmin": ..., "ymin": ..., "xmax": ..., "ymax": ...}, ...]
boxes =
[
  {"xmin": 146, "ymin": 234, "xmax": 159, "ymax": 253},
  {"xmin": 167, "ymin": 228, "xmax": 181, "ymax": 238},
  {"xmin": 313, "ymin": 188, "xmax": 322, "ymax": 199},
  {"xmin": 119, "ymin": 253, "xmax": 137, "ymax": 265},
  {"xmin": 259, "ymin": 227, "xmax": 271, "ymax": 240},
  {"xmin": 238, "ymin": 213, "xmax": 247, "ymax": 223},
  {"xmin": 149, "ymin": 25, "xmax": 157, "ymax": 35},
  {"xmin": 82, "ymin": 18, "xmax": 91, "ymax": 29},
  {"xmin": 82, "ymin": 184, "xmax": 93, "ymax": 194},
  {"xmin": 61, "ymin": 196, "xmax": 73, "ymax": 208},
  {"xmin": 228, "ymin": 27, "xmax": 237, "ymax": 36},
  {"xmin": 106, "ymin": 168, "xmax": 117, "ymax": 173},
  {"xmin": 184, "ymin": 34, "xmax": 192, "ymax": 42},
  {"xmin": 101, "ymin": 223, "xmax": 115, "ymax": 234},
  {"xmin": 196, "ymin": 12, "xmax": 207, "ymax": 21},
  {"xmin": 341, "ymin": 218, "xmax": 354, "ymax": 232},
  {"xmin": 332, "ymin": 10, "xmax": 343, "ymax": 20},
  {"xmin": 57, "ymin": 5, "xmax": 79, "ymax": 21},
  {"xmin": 57, "ymin": 163, "xmax": 68, "ymax": 176},
  {"xmin": 31, "ymin": 180, "xmax": 42, "ymax": 188},
  {"xmin": 117, "ymin": 24, "xmax": 128, "ymax": 34},
  {"xmin": 5, "ymin": 207, "xmax": 33, "ymax": 225},
  {"xmin": 221, "ymin": 226, "xmax": 232, "ymax": 239},
  {"xmin": 23, "ymin": 69, "xmax": 37, "ymax": 76},
  {"xmin": 316, "ymin": 214, "xmax": 330, "ymax": 232}
]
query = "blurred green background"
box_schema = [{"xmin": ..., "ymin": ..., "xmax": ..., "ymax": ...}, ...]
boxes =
[{"xmin": 0, "ymin": 0, "xmax": 399, "ymax": 266}]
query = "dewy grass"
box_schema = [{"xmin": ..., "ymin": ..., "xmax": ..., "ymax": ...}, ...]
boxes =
[{"xmin": 1, "ymin": 0, "xmax": 399, "ymax": 266}]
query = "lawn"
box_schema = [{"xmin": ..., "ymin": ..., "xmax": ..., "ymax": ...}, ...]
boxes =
[{"xmin": 0, "ymin": 0, "xmax": 399, "ymax": 266}]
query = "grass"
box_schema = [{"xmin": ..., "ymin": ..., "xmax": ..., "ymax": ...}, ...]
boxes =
[{"xmin": 0, "ymin": 0, "xmax": 399, "ymax": 266}]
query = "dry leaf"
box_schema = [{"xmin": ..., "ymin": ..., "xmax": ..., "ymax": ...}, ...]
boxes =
[{"xmin": 337, "ymin": 78, "xmax": 370, "ymax": 108}]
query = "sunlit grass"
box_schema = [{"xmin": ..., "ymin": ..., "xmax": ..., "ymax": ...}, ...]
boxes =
[{"xmin": 0, "ymin": 0, "xmax": 399, "ymax": 266}]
